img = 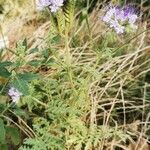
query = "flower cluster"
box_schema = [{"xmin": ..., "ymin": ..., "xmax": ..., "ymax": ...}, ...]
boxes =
[
  {"xmin": 102, "ymin": 5, "xmax": 138, "ymax": 34},
  {"xmin": 36, "ymin": 0, "xmax": 64, "ymax": 13},
  {"xmin": 8, "ymin": 87, "xmax": 22, "ymax": 103}
]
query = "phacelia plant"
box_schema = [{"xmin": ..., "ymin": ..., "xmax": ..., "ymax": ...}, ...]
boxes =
[
  {"xmin": 36, "ymin": 0, "xmax": 65, "ymax": 12},
  {"xmin": 8, "ymin": 87, "xmax": 22, "ymax": 103},
  {"xmin": 102, "ymin": 5, "xmax": 138, "ymax": 34}
]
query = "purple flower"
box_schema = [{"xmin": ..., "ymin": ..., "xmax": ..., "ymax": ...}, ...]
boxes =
[
  {"xmin": 36, "ymin": 0, "xmax": 50, "ymax": 10},
  {"xmin": 102, "ymin": 7, "xmax": 116, "ymax": 23},
  {"xmin": 50, "ymin": 0, "xmax": 64, "ymax": 12},
  {"xmin": 36, "ymin": 0, "xmax": 64, "ymax": 12},
  {"xmin": 115, "ymin": 9, "xmax": 127, "ymax": 21},
  {"xmin": 102, "ymin": 5, "xmax": 138, "ymax": 34},
  {"xmin": 8, "ymin": 87, "xmax": 22, "ymax": 103},
  {"xmin": 128, "ymin": 14, "xmax": 138, "ymax": 24},
  {"xmin": 115, "ymin": 25, "xmax": 124, "ymax": 34}
]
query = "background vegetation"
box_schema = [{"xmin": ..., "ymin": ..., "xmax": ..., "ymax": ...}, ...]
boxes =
[{"xmin": 0, "ymin": 0, "xmax": 150, "ymax": 149}]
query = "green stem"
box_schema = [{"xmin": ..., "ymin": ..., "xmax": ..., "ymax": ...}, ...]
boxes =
[
  {"xmin": 65, "ymin": 32, "xmax": 71, "ymax": 66},
  {"xmin": 32, "ymin": 97, "xmax": 48, "ymax": 108},
  {"xmin": 65, "ymin": 31, "xmax": 77, "ymax": 96}
]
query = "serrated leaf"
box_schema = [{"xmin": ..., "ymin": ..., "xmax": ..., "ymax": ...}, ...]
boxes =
[
  {"xmin": 18, "ymin": 73, "xmax": 39, "ymax": 82},
  {"xmin": 0, "ymin": 67, "xmax": 11, "ymax": 78},
  {"xmin": 28, "ymin": 60, "xmax": 41, "ymax": 67},
  {"xmin": 0, "ymin": 118, "xmax": 6, "ymax": 144},
  {"xmin": 0, "ymin": 61, "xmax": 12, "ymax": 68},
  {"xmin": 11, "ymin": 79, "xmax": 29, "ymax": 95},
  {"xmin": 6, "ymin": 126, "xmax": 21, "ymax": 145}
]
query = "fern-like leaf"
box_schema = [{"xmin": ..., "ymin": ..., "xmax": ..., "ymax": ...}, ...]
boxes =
[
  {"xmin": 63, "ymin": 0, "xmax": 75, "ymax": 33},
  {"xmin": 56, "ymin": 10, "xmax": 65, "ymax": 36},
  {"xmin": 49, "ymin": 13, "xmax": 59, "ymax": 36}
]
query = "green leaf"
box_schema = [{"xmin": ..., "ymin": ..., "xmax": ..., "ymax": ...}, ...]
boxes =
[
  {"xmin": 50, "ymin": 13, "xmax": 59, "ymax": 34},
  {"xmin": 63, "ymin": 0, "xmax": 75, "ymax": 31},
  {"xmin": 56, "ymin": 10, "xmax": 65, "ymax": 36},
  {"xmin": 0, "ymin": 143, "xmax": 8, "ymax": 150},
  {"xmin": 28, "ymin": 60, "xmax": 42, "ymax": 67},
  {"xmin": 0, "ymin": 67, "xmax": 11, "ymax": 78},
  {"xmin": 0, "ymin": 104, "xmax": 6, "ymax": 113},
  {"xmin": 18, "ymin": 73, "xmax": 39, "ymax": 82},
  {"xmin": 0, "ymin": 61, "xmax": 12, "ymax": 68},
  {"xmin": 0, "ymin": 85, "xmax": 6, "ymax": 95},
  {"xmin": 14, "ymin": 108, "xmax": 29, "ymax": 119},
  {"xmin": 22, "ymin": 38, "xmax": 27, "ymax": 48},
  {"xmin": 11, "ymin": 79, "xmax": 29, "ymax": 95},
  {"xmin": 0, "ymin": 118, "xmax": 6, "ymax": 144},
  {"xmin": 51, "ymin": 35, "xmax": 61, "ymax": 44},
  {"xmin": 42, "ymin": 48, "xmax": 51, "ymax": 59},
  {"xmin": 28, "ymin": 47, "xmax": 39, "ymax": 54},
  {"xmin": 6, "ymin": 126, "xmax": 21, "ymax": 145}
]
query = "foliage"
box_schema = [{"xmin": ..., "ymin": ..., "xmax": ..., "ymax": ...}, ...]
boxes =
[{"xmin": 0, "ymin": 0, "xmax": 150, "ymax": 150}]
